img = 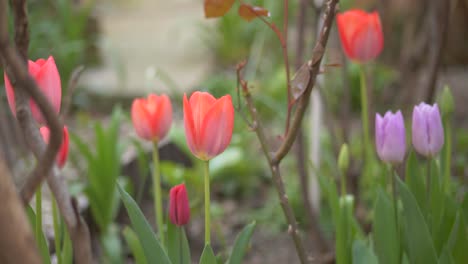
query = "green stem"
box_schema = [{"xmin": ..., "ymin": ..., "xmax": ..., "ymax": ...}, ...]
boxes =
[
  {"xmin": 391, "ymin": 168, "xmax": 401, "ymax": 264},
  {"xmin": 359, "ymin": 66, "xmax": 371, "ymax": 161},
  {"xmin": 443, "ymin": 119, "xmax": 451, "ymax": 192},
  {"xmin": 179, "ymin": 227, "xmax": 183, "ymax": 264},
  {"xmin": 35, "ymin": 185, "xmax": 42, "ymax": 244},
  {"xmin": 390, "ymin": 169, "xmax": 398, "ymax": 229},
  {"xmin": 152, "ymin": 141, "xmax": 165, "ymax": 248},
  {"xmin": 427, "ymin": 159, "xmax": 432, "ymax": 230},
  {"xmin": 204, "ymin": 160, "xmax": 211, "ymax": 245},
  {"xmin": 52, "ymin": 197, "xmax": 62, "ymax": 264},
  {"xmin": 340, "ymin": 171, "xmax": 346, "ymax": 197}
]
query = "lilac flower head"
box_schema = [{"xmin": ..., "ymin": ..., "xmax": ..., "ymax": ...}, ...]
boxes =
[
  {"xmin": 375, "ymin": 110, "xmax": 406, "ymax": 164},
  {"xmin": 412, "ymin": 102, "xmax": 444, "ymax": 157}
]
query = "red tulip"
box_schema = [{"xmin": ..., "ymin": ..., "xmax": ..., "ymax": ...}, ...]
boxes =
[
  {"xmin": 40, "ymin": 126, "xmax": 69, "ymax": 169},
  {"xmin": 131, "ymin": 94, "xmax": 172, "ymax": 142},
  {"xmin": 183, "ymin": 91, "xmax": 234, "ymax": 160},
  {"xmin": 4, "ymin": 56, "xmax": 62, "ymax": 125},
  {"xmin": 169, "ymin": 184, "xmax": 190, "ymax": 226},
  {"xmin": 336, "ymin": 10, "xmax": 383, "ymax": 62}
]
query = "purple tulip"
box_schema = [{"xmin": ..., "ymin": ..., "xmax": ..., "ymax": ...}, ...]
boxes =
[
  {"xmin": 412, "ymin": 103, "xmax": 444, "ymax": 157},
  {"xmin": 375, "ymin": 111, "xmax": 406, "ymax": 164}
]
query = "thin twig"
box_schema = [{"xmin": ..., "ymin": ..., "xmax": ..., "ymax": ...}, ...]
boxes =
[
  {"xmin": 273, "ymin": 0, "xmax": 338, "ymax": 165},
  {"xmin": 293, "ymin": 0, "xmax": 329, "ymax": 254},
  {"xmin": 238, "ymin": 64, "xmax": 309, "ymax": 263},
  {"xmin": 238, "ymin": 1, "xmax": 339, "ymax": 262},
  {"xmin": 0, "ymin": 1, "xmax": 92, "ymax": 263},
  {"xmin": 61, "ymin": 65, "xmax": 85, "ymax": 119}
]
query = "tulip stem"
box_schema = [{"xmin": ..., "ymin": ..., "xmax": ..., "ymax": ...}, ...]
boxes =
[
  {"xmin": 203, "ymin": 160, "xmax": 211, "ymax": 245},
  {"xmin": 427, "ymin": 159, "xmax": 432, "ymax": 229},
  {"xmin": 152, "ymin": 141, "xmax": 165, "ymax": 248},
  {"xmin": 359, "ymin": 66, "xmax": 371, "ymax": 161},
  {"xmin": 35, "ymin": 185, "xmax": 42, "ymax": 244},
  {"xmin": 390, "ymin": 167, "xmax": 401, "ymax": 264},
  {"xmin": 52, "ymin": 196, "xmax": 62, "ymax": 264}
]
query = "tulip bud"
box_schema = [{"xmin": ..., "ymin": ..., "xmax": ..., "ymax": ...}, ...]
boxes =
[
  {"xmin": 4, "ymin": 56, "xmax": 62, "ymax": 125},
  {"xmin": 412, "ymin": 102, "xmax": 444, "ymax": 158},
  {"xmin": 338, "ymin": 143, "xmax": 350, "ymax": 174},
  {"xmin": 183, "ymin": 91, "xmax": 234, "ymax": 160},
  {"xmin": 131, "ymin": 94, "xmax": 172, "ymax": 142},
  {"xmin": 169, "ymin": 184, "xmax": 190, "ymax": 226},
  {"xmin": 337, "ymin": 10, "xmax": 384, "ymax": 63},
  {"xmin": 375, "ymin": 111, "xmax": 406, "ymax": 164},
  {"xmin": 40, "ymin": 126, "xmax": 69, "ymax": 168},
  {"xmin": 439, "ymin": 86, "xmax": 454, "ymax": 116}
]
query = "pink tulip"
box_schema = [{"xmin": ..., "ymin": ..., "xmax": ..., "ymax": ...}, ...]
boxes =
[
  {"xmin": 169, "ymin": 184, "xmax": 190, "ymax": 226},
  {"xmin": 131, "ymin": 94, "xmax": 172, "ymax": 142},
  {"xmin": 183, "ymin": 91, "xmax": 234, "ymax": 160},
  {"xmin": 4, "ymin": 56, "xmax": 62, "ymax": 125},
  {"xmin": 40, "ymin": 126, "xmax": 69, "ymax": 169}
]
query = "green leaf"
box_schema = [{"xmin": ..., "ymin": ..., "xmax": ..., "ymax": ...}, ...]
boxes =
[
  {"xmin": 227, "ymin": 221, "xmax": 256, "ymax": 264},
  {"xmin": 397, "ymin": 177, "xmax": 437, "ymax": 264},
  {"xmin": 373, "ymin": 190, "xmax": 400, "ymax": 264},
  {"xmin": 199, "ymin": 244, "xmax": 217, "ymax": 264},
  {"xmin": 26, "ymin": 206, "xmax": 51, "ymax": 264},
  {"xmin": 446, "ymin": 212, "xmax": 468, "ymax": 264},
  {"xmin": 352, "ymin": 240, "xmax": 378, "ymax": 264},
  {"xmin": 117, "ymin": 184, "xmax": 171, "ymax": 264},
  {"xmin": 405, "ymin": 151, "xmax": 426, "ymax": 215},
  {"xmin": 434, "ymin": 197, "xmax": 457, "ymax": 255},
  {"xmin": 438, "ymin": 247, "xmax": 454, "ymax": 264},
  {"xmin": 167, "ymin": 222, "xmax": 191, "ymax": 264},
  {"xmin": 123, "ymin": 226, "xmax": 147, "ymax": 264}
]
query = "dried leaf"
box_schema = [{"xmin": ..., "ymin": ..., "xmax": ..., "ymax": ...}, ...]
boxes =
[
  {"xmin": 204, "ymin": 0, "xmax": 236, "ymax": 18},
  {"xmin": 291, "ymin": 62, "xmax": 311, "ymax": 100},
  {"xmin": 238, "ymin": 3, "xmax": 270, "ymax": 22}
]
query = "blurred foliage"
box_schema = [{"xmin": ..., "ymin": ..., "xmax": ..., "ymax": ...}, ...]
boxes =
[{"xmin": 28, "ymin": 0, "xmax": 98, "ymax": 89}]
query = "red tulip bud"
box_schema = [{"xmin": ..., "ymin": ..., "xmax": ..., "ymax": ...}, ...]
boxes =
[{"xmin": 169, "ymin": 184, "xmax": 190, "ymax": 226}]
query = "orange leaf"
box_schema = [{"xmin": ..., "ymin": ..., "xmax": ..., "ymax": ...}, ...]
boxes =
[
  {"xmin": 204, "ymin": 0, "xmax": 236, "ymax": 18},
  {"xmin": 238, "ymin": 3, "xmax": 270, "ymax": 22}
]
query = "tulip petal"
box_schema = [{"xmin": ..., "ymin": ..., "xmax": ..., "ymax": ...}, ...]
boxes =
[
  {"xmin": 4, "ymin": 72, "xmax": 16, "ymax": 115},
  {"xmin": 199, "ymin": 95, "xmax": 234, "ymax": 159},
  {"xmin": 31, "ymin": 57, "xmax": 62, "ymax": 124},
  {"xmin": 132, "ymin": 99, "xmax": 154, "ymax": 141},
  {"xmin": 183, "ymin": 93, "xmax": 199, "ymax": 156},
  {"xmin": 352, "ymin": 13, "xmax": 384, "ymax": 61},
  {"xmin": 427, "ymin": 104, "xmax": 444, "ymax": 155},
  {"xmin": 412, "ymin": 105, "xmax": 430, "ymax": 156},
  {"xmin": 337, "ymin": 10, "xmax": 369, "ymax": 60},
  {"xmin": 381, "ymin": 111, "xmax": 406, "ymax": 163},
  {"xmin": 189, "ymin": 92, "xmax": 216, "ymax": 135}
]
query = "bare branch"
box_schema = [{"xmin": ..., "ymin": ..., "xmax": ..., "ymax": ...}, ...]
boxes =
[
  {"xmin": 0, "ymin": 159, "xmax": 41, "ymax": 264},
  {"xmin": 0, "ymin": 1, "xmax": 92, "ymax": 263},
  {"xmin": 273, "ymin": 0, "xmax": 338, "ymax": 164},
  {"xmin": 238, "ymin": 0, "xmax": 339, "ymax": 262},
  {"xmin": 61, "ymin": 65, "xmax": 85, "ymax": 119}
]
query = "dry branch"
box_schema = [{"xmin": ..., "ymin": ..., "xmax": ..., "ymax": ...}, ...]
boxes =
[
  {"xmin": 0, "ymin": 159, "xmax": 41, "ymax": 264},
  {"xmin": 238, "ymin": 1, "xmax": 339, "ymax": 262},
  {"xmin": 0, "ymin": 1, "xmax": 92, "ymax": 263}
]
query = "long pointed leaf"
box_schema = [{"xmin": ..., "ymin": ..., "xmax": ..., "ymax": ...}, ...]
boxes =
[
  {"xmin": 397, "ymin": 177, "xmax": 437, "ymax": 264},
  {"xmin": 199, "ymin": 244, "xmax": 216, "ymax": 264},
  {"xmin": 227, "ymin": 221, "xmax": 256, "ymax": 264},
  {"xmin": 373, "ymin": 190, "xmax": 400, "ymax": 264},
  {"xmin": 167, "ymin": 222, "xmax": 191, "ymax": 264},
  {"xmin": 117, "ymin": 184, "xmax": 171, "ymax": 264}
]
